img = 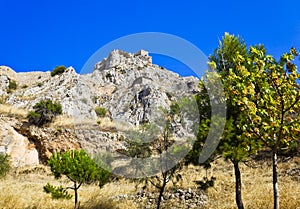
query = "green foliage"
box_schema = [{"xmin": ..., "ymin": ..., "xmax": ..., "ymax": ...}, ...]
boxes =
[
  {"xmin": 187, "ymin": 33, "xmax": 262, "ymax": 209},
  {"xmin": 43, "ymin": 183, "xmax": 72, "ymax": 200},
  {"xmin": 123, "ymin": 112, "xmax": 185, "ymax": 209},
  {"xmin": 94, "ymin": 107, "xmax": 107, "ymax": 117},
  {"xmin": 194, "ymin": 176, "xmax": 216, "ymax": 191},
  {"xmin": 146, "ymin": 122, "xmax": 184, "ymax": 209},
  {"xmin": 91, "ymin": 95, "xmax": 99, "ymax": 104},
  {"xmin": 27, "ymin": 99, "xmax": 62, "ymax": 126},
  {"xmin": 7, "ymin": 79, "xmax": 17, "ymax": 93},
  {"xmin": 219, "ymin": 45, "xmax": 300, "ymax": 151},
  {"xmin": 50, "ymin": 65, "xmax": 66, "ymax": 77},
  {"xmin": 46, "ymin": 149, "xmax": 110, "ymax": 208},
  {"xmin": 195, "ymin": 33, "xmax": 261, "ymax": 163},
  {"xmin": 124, "ymin": 133, "xmax": 152, "ymax": 159},
  {"xmin": 8, "ymin": 80, "xmax": 17, "ymax": 90},
  {"xmin": 48, "ymin": 149, "xmax": 110, "ymax": 186},
  {"xmin": 225, "ymin": 46, "xmax": 300, "ymax": 209},
  {"xmin": 169, "ymin": 103, "xmax": 180, "ymax": 115},
  {"xmin": 0, "ymin": 96, "xmax": 5, "ymax": 104},
  {"xmin": 80, "ymin": 98, "xmax": 88, "ymax": 104},
  {"xmin": 0, "ymin": 154, "xmax": 10, "ymax": 178},
  {"xmin": 208, "ymin": 33, "xmax": 300, "ymax": 209},
  {"xmin": 93, "ymin": 152, "xmax": 114, "ymax": 169},
  {"xmin": 209, "ymin": 32, "xmax": 247, "ymax": 76}
]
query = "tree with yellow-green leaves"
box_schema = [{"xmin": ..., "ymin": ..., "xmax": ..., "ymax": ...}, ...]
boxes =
[
  {"xmin": 189, "ymin": 33, "xmax": 300, "ymax": 209},
  {"xmin": 224, "ymin": 46, "xmax": 300, "ymax": 209}
]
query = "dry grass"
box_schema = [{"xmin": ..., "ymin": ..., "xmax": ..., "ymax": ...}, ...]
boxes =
[
  {"xmin": 201, "ymin": 157, "xmax": 300, "ymax": 209},
  {"xmin": 0, "ymin": 104, "xmax": 27, "ymax": 117},
  {"xmin": 51, "ymin": 116, "xmax": 98, "ymax": 128},
  {"xmin": 52, "ymin": 115, "xmax": 133, "ymax": 133},
  {"xmin": 0, "ymin": 166, "xmax": 138, "ymax": 209},
  {"xmin": 0, "ymin": 157, "xmax": 299, "ymax": 209},
  {"xmin": 51, "ymin": 115, "xmax": 77, "ymax": 128}
]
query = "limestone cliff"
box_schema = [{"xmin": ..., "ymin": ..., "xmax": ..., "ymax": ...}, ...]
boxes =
[{"xmin": 0, "ymin": 49, "xmax": 199, "ymax": 166}]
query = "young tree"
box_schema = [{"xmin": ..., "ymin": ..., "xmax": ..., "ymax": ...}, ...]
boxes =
[
  {"xmin": 44, "ymin": 149, "xmax": 111, "ymax": 209},
  {"xmin": 188, "ymin": 79, "xmax": 257, "ymax": 209},
  {"xmin": 189, "ymin": 33, "xmax": 260, "ymax": 209},
  {"xmin": 226, "ymin": 46, "xmax": 300, "ymax": 209},
  {"xmin": 148, "ymin": 99, "xmax": 198, "ymax": 209},
  {"xmin": 147, "ymin": 122, "xmax": 184, "ymax": 209},
  {"xmin": 120, "ymin": 100, "xmax": 195, "ymax": 209}
]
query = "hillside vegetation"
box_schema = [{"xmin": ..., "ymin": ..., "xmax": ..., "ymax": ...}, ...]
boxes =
[{"xmin": 0, "ymin": 34, "xmax": 299, "ymax": 209}]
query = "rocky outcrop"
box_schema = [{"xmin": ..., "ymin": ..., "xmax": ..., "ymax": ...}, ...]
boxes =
[
  {"xmin": 0, "ymin": 114, "xmax": 82, "ymax": 165},
  {"xmin": 16, "ymin": 124, "xmax": 81, "ymax": 163},
  {"xmin": 84, "ymin": 49, "xmax": 199, "ymax": 126},
  {"xmin": 6, "ymin": 67, "xmax": 97, "ymax": 119},
  {"xmin": 0, "ymin": 49, "xmax": 200, "ymax": 166},
  {"xmin": 0, "ymin": 117, "xmax": 39, "ymax": 167},
  {"xmin": 2, "ymin": 50, "xmax": 199, "ymax": 125}
]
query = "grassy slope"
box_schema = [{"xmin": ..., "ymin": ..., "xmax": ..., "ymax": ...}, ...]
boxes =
[{"xmin": 0, "ymin": 157, "xmax": 299, "ymax": 209}]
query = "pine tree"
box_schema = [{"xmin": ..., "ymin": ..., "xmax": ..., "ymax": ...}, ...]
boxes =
[
  {"xmin": 44, "ymin": 149, "xmax": 110, "ymax": 209},
  {"xmin": 187, "ymin": 33, "xmax": 261, "ymax": 209}
]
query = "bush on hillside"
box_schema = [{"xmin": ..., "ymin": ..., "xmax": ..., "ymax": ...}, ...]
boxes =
[
  {"xmin": 95, "ymin": 107, "xmax": 107, "ymax": 117},
  {"xmin": 27, "ymin": 99, "xmax": 62, "ymax": 126},
  {"xmin": 50, "ymin": 66, "xmax": 66, "ymax": 77},
  {"xmin": 0, "ymin": 154, "xmax": 10, "ymax": 178},
  {"xmin": 7, "ymin": 79, "xmax": 17, "ymax": 93}
]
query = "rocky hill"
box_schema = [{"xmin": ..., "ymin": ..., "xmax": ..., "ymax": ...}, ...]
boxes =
[{"xmin": 0, "ymin": 49, "xmax": 199, "ymax": 167}]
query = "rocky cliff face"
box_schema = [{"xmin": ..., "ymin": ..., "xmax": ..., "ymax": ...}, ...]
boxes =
[
  {"xmin": 83, "ymin": 50, "xmax": 199, "ymax": 124},
  {"xmin": 0, "ymin": 50, "xmax": 199, "ymax": 167},
  {"xmin": 0, "ymin": 116, "xmax": 38, "ymax": 167}
]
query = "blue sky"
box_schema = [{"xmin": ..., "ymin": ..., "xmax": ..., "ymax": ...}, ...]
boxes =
[{"xmin": 0, "ymin": 0, "xmax": 299, "ymax": 76}]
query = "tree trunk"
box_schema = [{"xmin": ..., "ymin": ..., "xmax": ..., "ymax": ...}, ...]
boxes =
[
  {"xmin": 233, "ymin": 161, "xmax": 244, "ymax": 209},
  {"xmin": 156, "ymin": 175, "xmax": 167, "ymax": 209},
  {"xmin": 74, "ymin": 182, "xmax": 79, "ymax": 209},
  {"xmin": 272, "ymin": 151, "xmax": 279, "ymax": 209}
]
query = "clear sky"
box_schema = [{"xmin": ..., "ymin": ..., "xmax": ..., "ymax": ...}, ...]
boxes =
[{"xmin": 0, "ymin": 0, "xmax": 299, "ymax": 76}]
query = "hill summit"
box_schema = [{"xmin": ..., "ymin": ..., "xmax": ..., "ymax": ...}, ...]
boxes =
[{"xmin": 0, "ymin": 49, "xmax": 199, "ymax": 167}]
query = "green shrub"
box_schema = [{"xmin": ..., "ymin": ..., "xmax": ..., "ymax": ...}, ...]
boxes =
[
  {"xmin": 7, "ymin": 80, "xmax": 17, "ymax": 93},
  {"xmin": 0, "ymin": 154, "xmax": 10, "ymax": 178},
  {"xmin": 27, "ymin": 99, "xmax": 62, "ymax": 126},
  {"xmin": 80, "ymin": 98, "xmax": 88, "ymax": 104},
  {"xmin": 43, "ymin": 183, "xmax": 72, "ymax": 200},
  {"xmin": 8, "ymin": 80, "xmax": 17, "ymax": 90},
  {"xmin": 91, "ymin": 95, "xmax": 99, "ymax": 104},
  {"xmin": 0, "ymin": 96, "xmax": 5, "ymax": 104},
  {"xmin": 95, "ymin": 107, "xmax": 107, "ymax": 117},
  {"xmin": 170, "ymin": 102, "xmax": 180, "ymax": 115},
  {"xmin": 50, "ymin": 65, "xmax": 66, "ymax": 77}
]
